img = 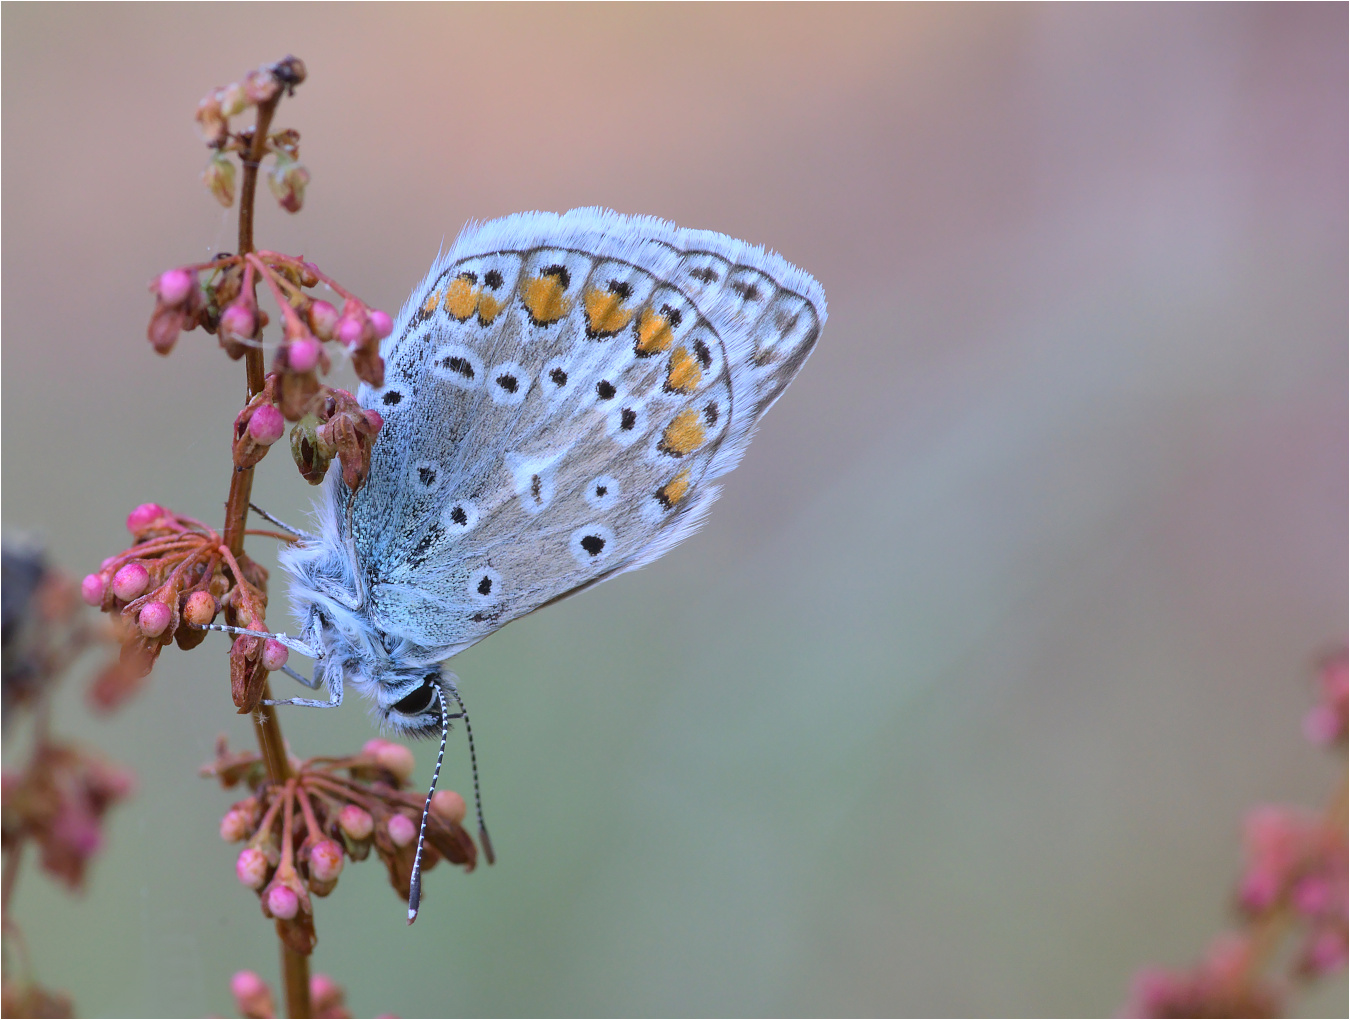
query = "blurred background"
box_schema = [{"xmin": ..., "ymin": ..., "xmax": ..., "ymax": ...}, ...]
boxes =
[{"xmin": 2, "ymin": 4, "xmax": 1345, "ymax": 1016}]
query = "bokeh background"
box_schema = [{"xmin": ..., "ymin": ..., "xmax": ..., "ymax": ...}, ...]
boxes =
[{"xmin": 3, "ymin": 4, "xmax": 1346, "ymax": 1016}]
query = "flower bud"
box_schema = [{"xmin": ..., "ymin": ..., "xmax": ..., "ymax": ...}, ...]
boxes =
[
  {"xmin": 387, "ymin": 813, "xmax": 417, "ymax": 848},
  {"xmin": 309, "ymin": 839, "xmax": 344, "ymax": 882},
  {"xmin": 285, "ymin": 337, "xmax": 321, "ymax": 374},
  {"xmin": 290, "ymin": 416, "xmax": 333, "ymax": 485},
  {"xmin": 182, "ymin": 590, "xmax": 218, "ymax": 627},
  {"xmin": 219, "ymin": 301, "xmax": 256, "ymax": 345},
  {"xmin": 431, "ymin": 789, "xmax": 467, "ymax": 825},
  {"xmin": 309, "ymin": 974, "xmax": 344, "ymax": 1017},
  {"xmin": 335, "ymin": 314, "xmax": 364, "ymax": 349},
  {"xmin": 307, "ymin": 299, "xmax": 339, "ymax": 340},
  {"xmin": 202, "ymin": 151, "xmax": 237, "ymax": 208},
  {"xmin": 138, "ymin": 600, "xmax": 172, "ymax": 638},
  {"xmin": 147, "ymin": 304, "xmax": 186, "ymax": 355},
  {"xmin": 368, "ymin": 309, "xmax": 393, "ymax": 340},
  {"xmin": 126, "ymin": 502, "xmax": 167, "ymax": 533},
  {"xmin": 338, "ymin": 804, "xmax": 374, "ymax": 841},
  {"xmin": 261, "ymin": 638, "xmax": 289, "ymax": 671},
  {"xmin": 248, "ymin": 405, "xmax": 285, "ymax": 446},
  {"xmin": 265, "ymin": 882, "xmax": 300, "ymax": 919},
  {"xmin": 363, "ymin": 408, "xmax": 384, "ymax": 434},
  {"xmin": 81, "ymin": 573, "xmax": 106, "ymax": 606},
  {"xmin": 236, "ymin": 847, "xmax": 269, "ymax": 888},
  {"xmin": 111, "ymin": 563, "xmax": 150, "ymax": 601},
  {"xmin": 230, "ymin": 970, "xmax": 274, "ymax": 1020},
  {"xmin": 364, "ymin": 738, "xmax": 415, "ymax": 783},
  {"xmin": 157, "ymin": 269, "xmax": 194, "ymax": 307},
  {"xmin": 220, "ymin": 808, "xmax": 253, "ymax": 842}
]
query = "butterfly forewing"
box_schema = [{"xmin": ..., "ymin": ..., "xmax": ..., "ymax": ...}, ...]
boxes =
[{"xmin": 345, "ymin": 209, "xmax": 824, "ymax": 655}]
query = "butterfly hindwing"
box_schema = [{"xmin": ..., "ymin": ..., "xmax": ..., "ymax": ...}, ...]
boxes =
[{"xmin": 345, "ymin": 209, "xmax": 825, "ymax": 655}]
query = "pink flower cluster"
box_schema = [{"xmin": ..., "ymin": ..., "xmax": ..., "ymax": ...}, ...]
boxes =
[
  {"xmin": 1303, "ymin": 651, "xmax": 1348, "ymax": 747},
  {"xmin": 205, "ymin": 737, "xmax": 479, "ymax": 956},
  {"xmin": 145, "ymin": 250, "xmax": 392, "ymax": 394},
  {"xmin": 1125, "ymin": 934, "xmax": 1281, "ymax": 1018},
  {"xmin": 1239, "ymin": 804, "xmax": 1347, "ymax": 976},
  {"xmin": 1, "ymin": 742, "xmax": 134, "ymax": 890},
  {"xmin": 230, "ymin": 969, "xmax": 360, "ymax": 1019},
  {"xmin": 81, "ymin": 503, "xmax": 273, "ymax": 710}
]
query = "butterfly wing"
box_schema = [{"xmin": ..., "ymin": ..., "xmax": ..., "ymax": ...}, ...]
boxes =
[{"xmin": 345, "ymin": 208, "xmax": 825, "ymax": 655}]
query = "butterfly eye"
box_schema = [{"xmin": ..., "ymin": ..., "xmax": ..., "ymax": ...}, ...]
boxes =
[{"xmin": 392, "ymin": 681, "xmax": 436, "ymax": 716}]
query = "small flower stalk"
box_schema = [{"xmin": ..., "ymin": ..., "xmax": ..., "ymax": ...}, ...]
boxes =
[
  {"xmin": 1123, "ymin": 650, "xmax": 1349, "ymax": 1017},
  {"xmin": 204, "ymin": 738, "xmax": 481, "ymax": 955}
]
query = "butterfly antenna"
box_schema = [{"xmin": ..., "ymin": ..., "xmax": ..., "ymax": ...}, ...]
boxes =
[
  {"xmin": 407, "ymin": 690, "xmax": 450, "ymax": 925},
  {"xmin": 450, "ymin": 687, "xmax": 495, "ymax": 865}
]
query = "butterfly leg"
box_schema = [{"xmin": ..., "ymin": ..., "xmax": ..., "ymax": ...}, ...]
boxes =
[
  {"xmin": 263, "ymin": 661, "xmax": 343, "ymax": 708},
  {"xmin": 248, "ymin": 502, "xmax": 313, "ymax": 541}
]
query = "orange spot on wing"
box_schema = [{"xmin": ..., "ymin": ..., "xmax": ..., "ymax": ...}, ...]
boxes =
[
  {"xmin": 659, "ymin": 408, "xmax": 705, "ymax": 457},
  {"xmin": 665, "ymin": 346, "xmax": 702, "ymax": 393},
  {"xmin": 477, "ymin": 293, "xmax": 503, "ymax": 324},
  {"xmin": 522, "ymin": 274, "xmax": 571, "ymax": 325},
  {"xmin": 444, "ymin": 277, "xmax": 478, "ymax": 321},
  {"xmin": 635, "ymin": 307, "xmax": 674, "ymax": 355},
  {"xmin": 583, "ymin": 286, "xmax": 634, "ymax": 337},
  {"xmin": 423, "ymin": 290, "xmax": 442, "ymax": 315},
  {"xmin": 656, "ymin": 469, "xmax": 691, "ymax": 509}
]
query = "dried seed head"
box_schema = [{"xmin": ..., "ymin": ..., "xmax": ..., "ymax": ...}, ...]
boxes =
[
  {"xmin": 195, "ymin": 94, "xmax": 228, "ymax": 145},
  {"xmin": 203, "ymin": 151, "xmax": 237, "ymax": 207},
  {"xmin": 267, "ymin": 153, "xmax": 310, "ymax": 214}
]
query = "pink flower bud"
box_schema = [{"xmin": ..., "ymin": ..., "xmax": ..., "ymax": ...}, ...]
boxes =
[
  {"xmin": 220, "ymin": 809, "xmax": 253, "ymax": 842},
  {"xmin": 248, "ymin": 405, "xmax": 285, "ymax": 446},
  {"xmin": 261, "ymin": 638, "xmax": 289, "ymax": 671},
  {"xmin": 266, "ymin": 882, "xmax": 300, "ymax": 919},
  {"xmin": 310, "ymin": 974, "xmax": 343, "ymax": 1015},
  {"xmin": 127, "ymin": 503, "xmax": 167, "ymax": 532},
  {"xmin": 309, "ymin": 839, "xmax": 344, "ymax": 882},
  {"xmin": 182, "ymin": 590, "xmax": 218, "ymax": 627},
  {"xmin": 138, "ymin": 601, "xmax": 172, "ymax": 638},
  {"xmin": 430, "ymin": 790, "xmax": 467, "ymax": 825},
  {"xmin": 285, "ymin": 337, "xmax": 321, "ymax": 373},
  {"xmin": 387, "ymin": 813, "xmax": 417, "ymax": 847},
  {"xmin": 364, "ymin": 738, "xmax": 416, "ymax": 783},
  {"xmin": 230, "ymin": 970, "xmax": 274, "ymax": 1019},
  {"xmin": 338, "ymin": 804, "xmax": 374, "ymax": 841},
  {"xmin": 308, "ymin": 299, "xmax": 339, "ymax": 340},
  {"xmin": 81, "ymin": 573, "xmax": 106, "ymax": 606},
  {"xmin": 148, "ymin": 305, "xmax": 185, "ymax": 355},
  {"xmin": 236, "ymin": 847, "xmax": 269, "ymax": 888},
  {"xmin": 111, "ymin": 562, "xmax": 150, "ymax": 601},
  {"xmin": 335, "ymin": 315, "xmax": 365, "ymax": 348},
  {"xmin": 220, "ymin": 301, "xmax": 256, "ymax": 343},
  {"xmin": 363, "ymin": 409, "xmax": 384, "ymax": 434},
  {"xmin": 157, "ymin": 268, "xmax": 194, "ymax": 307},
  {"xmin": 369, "ymin": 309, "xmax": 393, "ymax": 340}
]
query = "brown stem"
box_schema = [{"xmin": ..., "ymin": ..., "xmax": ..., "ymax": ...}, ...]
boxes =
[{"xmin": 222, "ymin": 83, "xmax": 311, "ymax": 1019}]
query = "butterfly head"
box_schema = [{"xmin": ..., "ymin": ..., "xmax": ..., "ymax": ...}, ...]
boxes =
[{"xmin": 374, "ymin": 665, "xmax": 448, "ymax": 738}]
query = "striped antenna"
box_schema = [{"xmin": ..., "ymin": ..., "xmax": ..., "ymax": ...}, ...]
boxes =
[{"xmin": 407, "ymin": 689, "xmax": 451, "ymax": 924}]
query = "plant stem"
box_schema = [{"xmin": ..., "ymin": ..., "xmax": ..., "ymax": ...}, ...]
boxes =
[{"xmin": 222, "ymin": 85, "xmax": 312, "ymax": 1020}]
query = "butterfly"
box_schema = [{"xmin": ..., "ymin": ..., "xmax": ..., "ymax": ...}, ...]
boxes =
[{"xmin": 240, "ymin": 208, "xmax": 825, "ymax": 917}]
